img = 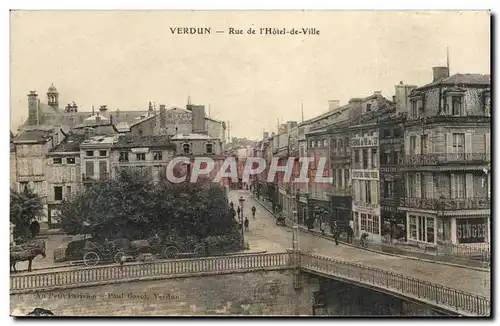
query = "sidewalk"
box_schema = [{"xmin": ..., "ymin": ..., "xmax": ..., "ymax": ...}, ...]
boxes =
[{"xmin": 250, "ymin": 192, "xmax": 489, "ymax": 271}]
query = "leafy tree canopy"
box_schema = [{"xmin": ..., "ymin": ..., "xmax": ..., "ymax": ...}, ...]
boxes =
[
  {"xmin": 58, "ymin": 170, "xmax": 237, "ymax": 240},
  {"xmin": 10, "ymin": 188, "xmax": 44, "ymax": 240}
]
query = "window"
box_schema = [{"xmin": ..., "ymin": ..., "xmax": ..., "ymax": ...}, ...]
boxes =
[
  {"xmin": 86, "ymin": 151, "xmax": 94, "ymax": 157},
  {"xmin": 452, "ymin": 133, "xmax": 465, "ymax": 153},
  {"xmin": 136, "ymin": 153, "xmax": 146, "ymax": 161},
  {"xmin": 85, "ymin": 161, "xmax": 94, "ymax": 177},
  {"xmin": 206, "ymin": 143, "xmax": 213, "ymax": 154},
  {"xmin": 153, "ymin": 151, "xmax": 163, "ymax": 161},
  {"xmin": 339, "ymin": 139, "xmax": 343, "ymax": 149},
  {"xmin": 323, "ymin": 139, "xmax": 328, "ymax": 147},
  {"xmin": 372, "ymin": 215, "xmax": 380, "ymax": 235},
  {"xmin": 344, "ymin": 169, "xmax": 350, "ymax": 187},
  {"xmin": 99, "ymin": 150, "xmax": 107, "ymax": 157},
  {"xmin": 183, "ymin": 143, "xmax": 191, "ymax": 154},
  {"xmin": 393, "ymin": 151, "xmax": 400, "ymax": 165},
  {"xmin": 66, "ymin": 186, "xmax": 71, "ymax": 200},
  {"xmin": 384, "ymin": 152, "xmax": 391, "ymax": 165},
  {"xmin": 362, "ymin": 149, "xmax": 369, "ymax": 169},
  {"xmin": 354, "ymin": 149, "xmax": 360, "ymax": 163},
  {"xmin": 484, "ymin": 94, "xmax": 491, "ymax": 116},
  {"xmin": 451, "ymin": 174, "xmax": 466, "ymax": 199},
  {"xmin": 53, "ymin": 157, "xmax": 62, "ymax": 164},
  {"xmin": 384, "ymin": 181, "xmax": 394, "ymax": 198},
  {"xmin": 316, "ymin": 140, "xmax": 320, "ymax": 147},
  {"xmin": 54, "ymin": 186, "xmax": 63, "ymax": 201},
  {"xmin": 66, "ymin": 157, "xmax": 75, "ymax": 164},
  {"xmin": 337, "ymin": 169, "xmax": 342, "ymax": 188},
  {"xmin": 409, "ymin": 216, "xmax": 417, "ymax": 240},
  {"xmin": 411, "ymin": 100, "xmax": 419, "ymax": 118},
  {"xmin": 119, "ymin": 152, "xmax": 129, "ymax": 162},
  {"xmin": 310, "ymin": 141, "xmax": 314, "ymax": 148},
  {"xmin": 371, "ymin": 149, "xmax": 377, "ymax": 168},
  {"xmin": 99, "ymin": 161, "xmax": 107, "ymax": 178},
  {"xmin": 426, "ymin": 217, "xmax": 435, "ymax": 243},
  {"xmin": 365, "ymin": 181, "xmax": 371, "ymax": 203},
  {"xmin": 366, "ymin": 103, "xmax": 372, "ymax": 112},
  {"xmin": 383, "ymin": 129, "xmax": 390, "ymax": 138},
  {"xmin": 451, "ymin": 96, "xmax": 463, "ymax": 116},
  {"xmin": 421, "ymin": 135, "xmax": 428, "ymax": 154},
  {"xmin": 409, "ymin": 135, "xmax": 417, "ymax": 155},
  {"xmin": 360, "ymin": 213, "xmax": 367, "ymax": 231},
  {"xmin": 332, "ymin": 140, "xmax": 337, "ymax": 150},
  {"xmin": 394, "ymin": 127, "xmax": 401, "ymax": 138}
]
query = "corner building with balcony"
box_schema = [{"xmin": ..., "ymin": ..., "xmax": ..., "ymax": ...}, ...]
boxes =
[{"xmin": 400, "ymin": 67, "xmax": 491, "ymax": 246}]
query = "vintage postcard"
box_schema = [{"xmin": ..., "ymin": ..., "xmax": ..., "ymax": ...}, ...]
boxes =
[{"xmin": 9, "ymin": 10, "xmax": 490, "ymax": 317}]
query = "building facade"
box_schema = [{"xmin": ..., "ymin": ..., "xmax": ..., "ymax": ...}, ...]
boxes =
[
  {"xmin": 46, "ymin": 133, "xmax": 85, "ymax": 227},
  {"xmin": 399, "ymin": 67, "xmax": 491, "ymax": 246}
]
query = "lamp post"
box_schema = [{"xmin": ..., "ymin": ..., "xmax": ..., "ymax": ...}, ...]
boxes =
[{"xmin": 239, "ymin": 196, "xmax": 245, "ymax": 249}]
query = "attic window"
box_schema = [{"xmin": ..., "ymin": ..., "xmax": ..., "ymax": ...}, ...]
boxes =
[
  {"xmin": 67, "ymin": 157, "xmax": 76, "ymax": 164},
  {"xmin": 366, "ymin": 103, "xmax": 372, "ymax": 112},
  {"xmin": 206, "ymin": 143, "xmax": 213, "ymax": 154},
  {"xmin": 183, "ymin": 143, "xmax": 191, "ymax": 154},
  {"xmin": 53, "ymin": 157, "xmax": 62, "ymax": 164}
]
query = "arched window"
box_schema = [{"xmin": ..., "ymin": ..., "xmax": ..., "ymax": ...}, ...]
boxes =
[{"xmin": 183, "ymin": 143, "xmax": 191, "ymax": 154}]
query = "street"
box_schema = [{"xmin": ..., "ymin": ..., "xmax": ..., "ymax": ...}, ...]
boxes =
[{"xmin": 228, "ymin": 190, "xmax": 490, "ymax": 298}]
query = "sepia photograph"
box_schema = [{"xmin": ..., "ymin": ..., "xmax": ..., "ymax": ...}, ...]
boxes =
[{"xmin": 8, "ymin": 9, "xmax": 491, "ymax": 317}]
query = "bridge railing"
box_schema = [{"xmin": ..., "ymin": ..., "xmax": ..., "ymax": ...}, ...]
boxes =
[
  {"xmin": 10, "ymin": 252, "xmax": 290, "ymax": 292},
  {"xmin": 300, "ymin": 252, "xmax": 490, "ymax": 316}
]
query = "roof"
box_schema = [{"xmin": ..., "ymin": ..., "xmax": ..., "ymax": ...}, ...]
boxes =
[
  {"xmin": 81, "ymin": 135, "xmax": 116, "ymax": 146},
  {"xmin": 171, "ymin": 133, "xmax": 218, "ymax": 141},
  {"xmin": 415, "ymin": 73, "xmax": 491, "ymax": 91},
  {"xmin": 84, "ymin": 114, "xmax": 109, "ymax": 121},
  {"xmin": 72, "ymin": 124, "xmax": 117, "ymax": 136},
  {"xmin": 113, "ymin": 135, "xmax": 176, "ymax": 149},
  {"xmin": 49, "ymin": 133, "xmax": 86, "ymax": 153},
  {"xmin": 129, "ymin": 114, "xmax": 156, "ymax": 127},
  {"xmin": 115, "ymin": 121, "xmax": 131, "ymax": 132},
  {"xmin": 13, "ymin": 129, "xmax": 53, "ymax": 144}
]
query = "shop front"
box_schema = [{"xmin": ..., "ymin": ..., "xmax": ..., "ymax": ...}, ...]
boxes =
[
  {"xmin": 307, "ymin": 199, "xmax": 331, "ymax": 230},
  {"xmin": 330, "ymin": 196, "xmax": 352, "ymax": 232},
  {"xmin": 455, "ymin": 217, "xmax": 489, "ymax": 244},
  {"xmin": 296, "ymin": 193, "xmax": 309, "ymax": 226},
  {"xmin": 381, "ymin": 205, "xmax": 407, "ymax": 241}
]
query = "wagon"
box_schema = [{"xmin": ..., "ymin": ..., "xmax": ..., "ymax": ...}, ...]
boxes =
[{"xmin": 162, "ymin": 235, "xmax": 207, "ymax": 259}]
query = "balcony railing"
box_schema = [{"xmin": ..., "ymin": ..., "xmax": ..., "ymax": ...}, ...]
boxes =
[
  {"xmin": 404, "ymin": 153, "xmax": 490, "ymax": 166},
  {"xmin": 400, "ymin": 197, "xmax": 490, "ymax": 210},
  {"xmin": 82, "ymin": 173, "xmax": 110, "ymax": 182},
  {"xmin": 351, "ymin": 135, "xmax": 378, "ymax": 147}
]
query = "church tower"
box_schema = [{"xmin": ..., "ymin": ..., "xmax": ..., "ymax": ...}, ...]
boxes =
[{"xmin": 47, "ymin": 83, "xmax": 59, "ymax": 110}]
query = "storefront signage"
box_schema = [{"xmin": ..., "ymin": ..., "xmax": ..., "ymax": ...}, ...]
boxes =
[
  {"xmin": 456, "ymin": 218, "xmax": 487, "ymax": 244},
  {"xmin": 330, "ymin": 196, "xmax": 351, "ymax": 209}
]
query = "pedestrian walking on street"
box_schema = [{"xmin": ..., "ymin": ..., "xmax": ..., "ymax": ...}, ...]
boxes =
[
  {"xmin": 347, "ymin": 219, "xmax": 354, "ymax": 244},
  {"xmin": 237, "ymin": 206, "xmax": 241, "ymax": 218},
  {"xmin": 251, "ymin": 205, "xmax": 256, "ymax": 219},
  {"xmin": 244, "ymin": 217, "xmax": 249, "ymax": 231},
  {"xmin": 333, "ymin": 221, "xmax": 339, "ymax": 245},
  {"xmin": 29, "ymin": 218, "xmax": 40, "ymax": 239},
  {"xmin": 320, "ymin": 220, "xmax": 325, "ymax": 236}
]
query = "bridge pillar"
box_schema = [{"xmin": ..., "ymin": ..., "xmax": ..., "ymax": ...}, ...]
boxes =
[{"xmin": 286, "ymin": 248, "xmax": 301, "ymax": 290}]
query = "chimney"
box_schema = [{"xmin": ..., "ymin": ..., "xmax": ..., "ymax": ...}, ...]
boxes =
[
  {"xmin": 27, "ymin": 91, "xmax": 39, "ymax": 125},
  {"xmin": 84, "ymin": 127, "xmax": 91, "ymax": 140},
  {"xmin": 432, "ymin": 66, "xmax": 450, "ymax": 82},
  {"xmin": 348, "ymin": 98, "xmax": 363, "ymax": 119},
  {"xmin": 159, "ymin": 105, "xmax": 166, "ymax": 128},
  {"xmin": 191, "ymin": 105, "xmax": 206, "ymax": 134},
  {"xmin": 110, "ymin": 114, "xmax": 113, "ymax": 125},
  {"xmin": 263, "ymin": 131, "xmax": 269, "ymax": 140},
  {"xmin": 392, "ymin": 95, "xmax": 396, "ymax": 102},
  {"xmin": 99, "ymin": 105, "xmax": 108, "ymax": 113},
  {"xmin": 394, "ymin": 82, "xmax": 417, "ymax": 113},
  {"xmin": 328, "ymin": 100, "xmax": 340, "ymax": 111}
]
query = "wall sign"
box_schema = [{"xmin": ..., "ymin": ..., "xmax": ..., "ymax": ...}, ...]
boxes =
[{"xmin": 456, "ymin": 218, "xmax": 487, "ymax": 244}]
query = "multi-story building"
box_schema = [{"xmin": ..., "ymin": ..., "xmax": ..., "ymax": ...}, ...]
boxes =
[
  {"xmin": 13, "ymin": 126, "xmax": 65, "ymax": 223},
  {"xmin": 46, "ymin": 133, "xmax": 85, "ymax": 227},
  {"xmin": 399, "ymin": 67, "xmax": 491, "ymax": 246},
  {"xmin": 349, "ymin": 93, "xmax": 395, "ymax": 243},
  {"xmin": 378, "ymin": 111, "xmax": 407, "ymax": 240},
  {"xmin": 79, "ymin": 130, "xmax": 116, "ymax": 186},
  {"xmin": 111, "ymin": 135, "xmax": 176, "ymax": 182},
  {"xmin": 10, "ymin": 132, "xmax": 17, "ymax": 190}
]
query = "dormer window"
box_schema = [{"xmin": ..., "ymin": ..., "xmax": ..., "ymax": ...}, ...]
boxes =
[
  {"xmin": 183, "ymin": 143, "xmax": 191, "ymax": 154},
  {"xmin": 451, "ymin": 96, "xmax": 463, "ymax": 116},
  {"xmin": 411, "ymin": 100, "xmax": 419, "ymax": 119},
  {"xmin": 206, "ymin": 143, "xmax": 213, "ymax": 154}
]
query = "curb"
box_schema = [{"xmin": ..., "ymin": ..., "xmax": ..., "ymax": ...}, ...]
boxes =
[{"xmin": 250, "ymin": 193, "xmax": 489, "ymax": 273}]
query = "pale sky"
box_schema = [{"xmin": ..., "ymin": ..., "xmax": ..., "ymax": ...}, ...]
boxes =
[{"xmin": 10, "ymin": 11, "xmax": 490, "ymax": 139}]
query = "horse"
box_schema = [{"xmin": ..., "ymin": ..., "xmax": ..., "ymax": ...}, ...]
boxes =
[{"xmin": 10, "ymin": 239, "xmax": 46, "ymax": 272}]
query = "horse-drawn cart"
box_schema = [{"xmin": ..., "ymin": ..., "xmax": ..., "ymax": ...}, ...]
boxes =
[{"xmin": 82, "ymin": 239, "xmax": 125, "ymax": 266}]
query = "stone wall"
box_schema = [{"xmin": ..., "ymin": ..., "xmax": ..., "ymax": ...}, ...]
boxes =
[{"xmin": 11, "ymin": 270, "xmax": 318, "ymax": 316}]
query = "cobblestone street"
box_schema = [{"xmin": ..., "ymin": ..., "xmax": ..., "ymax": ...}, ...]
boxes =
[{"xmin": 228, "ymin": 190, "xmax": 490, "ymax": 298}]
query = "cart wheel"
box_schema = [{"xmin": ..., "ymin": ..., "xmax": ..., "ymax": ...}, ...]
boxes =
[
  {"xmin": 194, "ymin": 245, "xmax": 206, "ymax": 257},
  {"xmin": 83, "ymin": 251, "xmax": 100, "ymax": 266},
  {"xmin": 114, "ymin": 251, "xmax": 126, "ymax": 264},
  {"xmin": 164, "ymin": 246, "xmax": 179, "ymax": 259}
]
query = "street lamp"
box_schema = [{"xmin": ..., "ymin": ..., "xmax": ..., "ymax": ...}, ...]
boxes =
[{"xmin": 239, "ymin": 196, "xmax": 245, "ymax": 249}]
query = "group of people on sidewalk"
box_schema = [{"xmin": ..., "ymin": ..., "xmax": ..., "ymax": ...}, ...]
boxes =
[{"xmin": 229, "ymin": 201, "xmax": 257, "ymax": 232}]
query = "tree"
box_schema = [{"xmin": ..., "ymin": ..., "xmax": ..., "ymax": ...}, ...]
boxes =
[
  {"xmin": 10, "ymin": 188, "xmax": 44, "ymax": 241},
  {"xmin": 58, "ymin": 169, "xmax": 238, "ymax": 242}
]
